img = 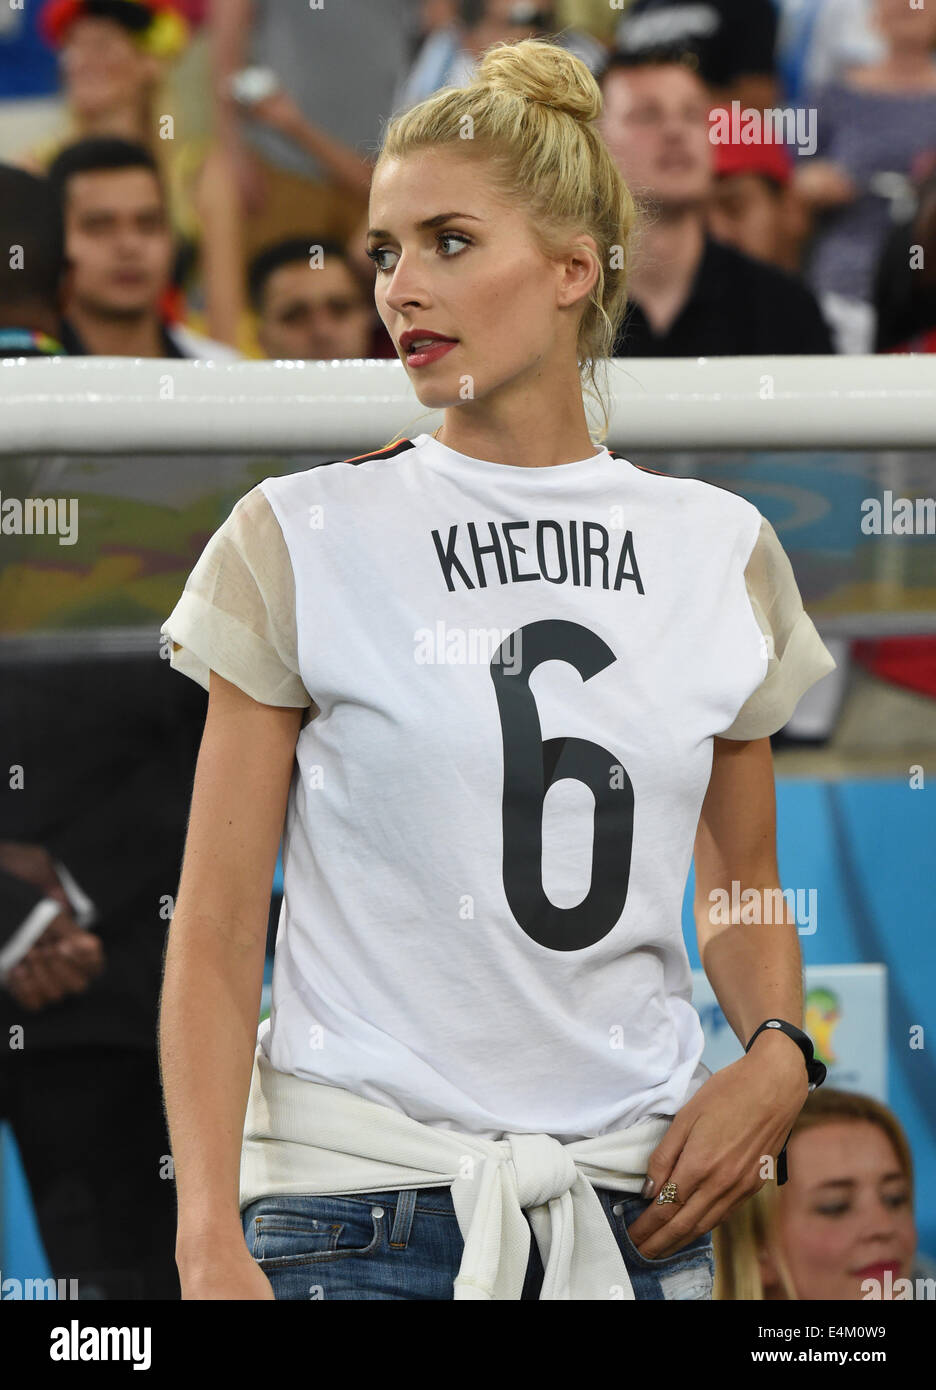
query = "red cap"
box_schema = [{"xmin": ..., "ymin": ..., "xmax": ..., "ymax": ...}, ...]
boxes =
[{"xmin": 710, "ymin": 112, "xmax": 794, "ymax": 188}]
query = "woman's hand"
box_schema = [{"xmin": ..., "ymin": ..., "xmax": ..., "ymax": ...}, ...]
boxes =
[{"xmin": 625, "ymin": 1036, "xmax": 809, "ymax": 1258}]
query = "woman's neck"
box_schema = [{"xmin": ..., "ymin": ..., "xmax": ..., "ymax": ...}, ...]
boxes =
[{"xmin": 434, "ymin": 398, "xmax": 599, "ymax": 470}]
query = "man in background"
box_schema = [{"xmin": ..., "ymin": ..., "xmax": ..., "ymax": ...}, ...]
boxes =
[
  {"xmin": 48, "ymin": 136, "xmax": 240, "ymax": 359},
  {"xmin": 708, "ymin": 139, "xmax": 810, "ymax": 273},
  {"xmin": 247, "ymin": 236, "xmax": 385, "ymax": 362},
  {"xmin": 597, "ymin": 49, "xmax": 834, "ymax": 356}
]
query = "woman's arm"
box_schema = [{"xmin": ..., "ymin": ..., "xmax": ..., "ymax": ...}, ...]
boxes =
[
  {"xmin": 693, "ymin": 734, "xmax": 806, "ymax": 1068},
  {"xmin": 158, "ymin": 671, "xmax": 304, "ymax": 1297},
  {"xmin": 626, "ymin": 735, "xmax": 810, "ymax": 1259}
]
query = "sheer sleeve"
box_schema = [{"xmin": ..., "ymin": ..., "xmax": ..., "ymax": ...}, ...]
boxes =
[
  {"xmin": 719, "ymin": 514, "xmax": 837, "ymax": 740},
  {"xmin": 160, "ymin": 483, "xmax": 313, "ymax": 708}
]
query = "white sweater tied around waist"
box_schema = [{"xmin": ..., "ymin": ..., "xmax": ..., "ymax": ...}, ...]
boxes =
[{"xmin": 240, "ymin": 1044, "xmax": 673, "ymax": 1300}]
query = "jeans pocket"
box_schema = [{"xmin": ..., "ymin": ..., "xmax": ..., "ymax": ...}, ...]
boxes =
[
  {"xmin": 244, "ymin": 1195, "xmax": 387, "ymax": 1270},
  {"xmin": 609, "ymin": 1194, "xmax": 714, "ymax": 1269}
]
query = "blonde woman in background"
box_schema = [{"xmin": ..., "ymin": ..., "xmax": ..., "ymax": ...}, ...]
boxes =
[{"xmin": 714, "ymin": 1089, "xmax": 930, "ymax": 1300}]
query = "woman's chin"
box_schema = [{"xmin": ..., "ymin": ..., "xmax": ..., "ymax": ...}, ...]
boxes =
[{"xmin": 411, "ymin": 383, "xmax": 463, "ymax": 410}]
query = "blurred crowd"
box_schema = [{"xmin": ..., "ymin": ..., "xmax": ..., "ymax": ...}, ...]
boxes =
[{"xmin": 0, "ymin": 0, "xmax": 935, "ymax": 363}]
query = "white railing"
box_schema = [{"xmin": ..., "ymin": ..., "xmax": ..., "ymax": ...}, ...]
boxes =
[{"xmin": 1, "ymin": 354, "xmax": 934, "ymax": 451}]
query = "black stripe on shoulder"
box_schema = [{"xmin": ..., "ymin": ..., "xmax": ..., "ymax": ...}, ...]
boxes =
[
  {"xmin": 611, "ymin": 452, "xmax": 748, "ymax": 501},
  {"xmin": 318, "ymin": 438, "xmax": 419, "ymax": 469}
]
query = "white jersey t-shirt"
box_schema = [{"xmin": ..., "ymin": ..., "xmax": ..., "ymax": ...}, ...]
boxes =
[{"xmin": 162, "ymin": 432, "xmax": 836, "ymax": 1141}]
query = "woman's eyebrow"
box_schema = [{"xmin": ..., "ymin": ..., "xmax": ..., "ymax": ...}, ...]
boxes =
[
  {"xmin": 366, "ymin": 212, "xmax": 483, "ymax": 242},
  {"xmin": 811, "ymin": 1171, "xmax": 906, "ymax": 1190}
]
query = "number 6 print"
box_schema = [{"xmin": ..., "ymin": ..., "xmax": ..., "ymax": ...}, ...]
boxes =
[{"xmin": 490, "ymin": 619, "xmax": 634, "ymax": 951}]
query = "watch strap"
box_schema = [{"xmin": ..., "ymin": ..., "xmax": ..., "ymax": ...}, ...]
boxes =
[{"xmin": 745, "ymin": 1018, "xmax": 827, "ymax": 1185}]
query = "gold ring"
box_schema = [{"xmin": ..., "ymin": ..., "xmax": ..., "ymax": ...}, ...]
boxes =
[{"xmin": 655, "ymin": 1180, "xmax": 680, "ymax": 1205}]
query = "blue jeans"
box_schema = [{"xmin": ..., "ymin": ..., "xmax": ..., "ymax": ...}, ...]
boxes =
[{"xmin": 241, "ymin": 1185, "xmax": 714, "ymax": 1300}]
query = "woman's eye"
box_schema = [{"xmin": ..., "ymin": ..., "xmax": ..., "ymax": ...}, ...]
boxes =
[
  {"xmin": 816, "ymin": 1205, "xmax": 850, "ymax": 1216},
  {"xmin": 366, "ymin": 232, "xmax": 471, "ymax": 273},
  {"xmin": 437, "ymin": 232, "xmax": 471, "ymax": 255}
]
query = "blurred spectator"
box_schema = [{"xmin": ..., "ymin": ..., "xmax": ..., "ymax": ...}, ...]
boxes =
[
  {"xmin": 209, "ymin": 0, "xmax": 418, "ymax": 267},
  {"xmin": 708, "ymin": 139, "xmax": 809, "ymax": 272},
  {"xmin": 713, "ymin": 1089, "xmax": 936, "ymax": 1299},
  {"xmin": 613, "ymin": 0, "xmax": 780, "ymax": 112},
  {"xmin": 0, "ymin": 157, "xmax": 208, "ymax": 1300},
  {"xmin": 0, "ymin": 164, "xmax": 67, "ymax": 356},
  {"xmin": 14, "ymin": 2, "xmax": 208, "ymax": 301},
  {"xmin": 216, "ymin": 79, "xmax": 382, "ymax": 354},
  {"xmin": 873, "ymin": 162, "xmax": 936, "ymax": 355},
  {"xmin": 775, "ymin": 0, "xmax": 885, "ymax": 107},
  {"xmin": 417, "ymin": 0, "xmax": 460, "ymax": 34},
  {"xmin": 791, "ymin": 0, "xmax": 936, "ymax": 355},
  {"xmin": 0, "ymin": 645, "xmax": 208, "ymax": 1300},
  {"xmin": 397, "ymin": 0, "xmax": 607, "ymax": 109},
  {"xmin": 597, "ymin": 51, "xmax": 834, "ymax": 356},
  {"xmin": 47, "ymin": 135, "xmax": 239, "ymax": 358},
  {"xmin": 247, "ymin": 237, "xmax": 385, "ymax": 362}
]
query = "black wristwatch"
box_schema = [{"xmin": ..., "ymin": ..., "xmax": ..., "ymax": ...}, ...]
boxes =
[{"xmin": 745, "ymin": 1019, "xmax": 827, "ymax": 1185}]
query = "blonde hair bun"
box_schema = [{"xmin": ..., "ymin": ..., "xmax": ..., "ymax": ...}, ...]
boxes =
[{"xmin": 473, "ymin": 38, "xmax": 602, "ymax": 124}]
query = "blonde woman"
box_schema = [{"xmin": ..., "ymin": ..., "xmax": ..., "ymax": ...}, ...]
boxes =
[
  {"xmin": 159, "ymin": 38, "xmax": 836, "ymax": 1301},
  {"xmin": 714, "ymin": 1088, "xmax": 924, "ymax": 1301}
]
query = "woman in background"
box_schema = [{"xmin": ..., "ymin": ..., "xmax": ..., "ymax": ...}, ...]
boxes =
[{"xmin": 714, "ymin": 1088, "xmax": 930, "ymax": 1300}]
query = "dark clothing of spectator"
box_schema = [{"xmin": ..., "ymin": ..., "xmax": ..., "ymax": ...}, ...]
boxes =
[
  {"xmin": 0, "ymin": 325, "xmax": 207, "ymax": 1297},
  {"xmin": 613, "ymin": 234, "xmax": 835, "ymax": 356},
  {"xmin": 0, "ymin": 1048, "xmax": 182, "ymax": 1298},
  {"xmin": 873, "ymin": 216, "xmax": 936, "ymax": 353},
  {"xmin": 58, "ymin": 317, "xmax": 186, "ymax": 358}
]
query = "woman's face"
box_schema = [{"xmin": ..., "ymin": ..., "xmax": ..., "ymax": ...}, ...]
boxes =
[
  {"xmin": 367, "ymin": 148, "xmax": 596, "ymax": 413},
  {"xmin": 61, "ymin": 18, "xmax": 154, "ymax": 117},
  {"xmin": 767, "ymin": 1121, "xmax": 916, "ymax": 1300}
]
